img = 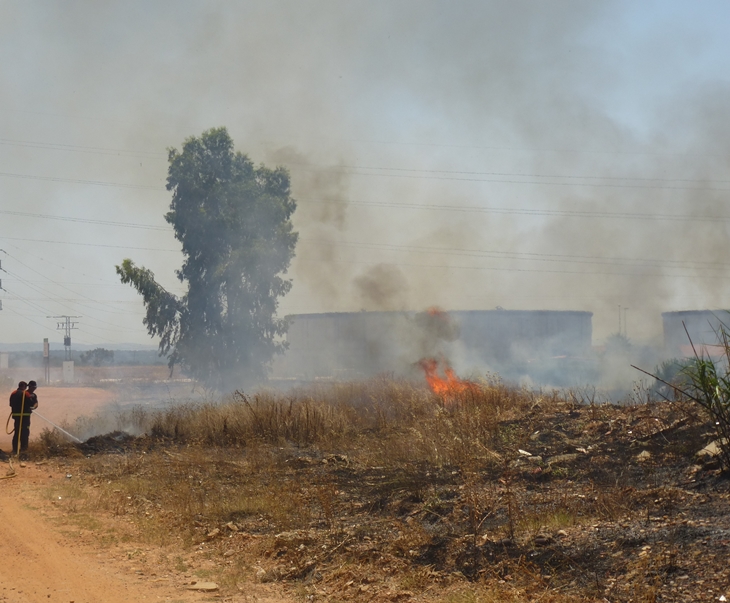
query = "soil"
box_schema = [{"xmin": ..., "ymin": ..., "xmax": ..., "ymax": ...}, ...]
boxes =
[
  {"xmin": 0, "ymin": 383, "xmax": 293, "ymax": 603},
  {"xmin": 0, "ymin": 465, "xmax": 294, "ymax": 603}
]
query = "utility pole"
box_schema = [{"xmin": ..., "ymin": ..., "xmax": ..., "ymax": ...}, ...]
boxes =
[
  {"xmin": 43, "ymin": 338, "xmax": 50, "ymax": 383},
  {"xmin": 618, "ymin": 304, "xmax": 621, "ymax": 335},
  {"xmin": 50, "ymin": 315, "xmax": 80, "ymax": 360}
]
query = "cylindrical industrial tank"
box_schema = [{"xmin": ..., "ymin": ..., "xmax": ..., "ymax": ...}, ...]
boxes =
[
  {"xmin": 276, "ymin": 309, "xmax": 593, "ymax": 381},
  {"xmin": 279, "ymin": 311, "xmax": 417, "ymax": 379},
  {"xmin": 451, "ymin": 310, "xmax": 593, "ymax": 364}
]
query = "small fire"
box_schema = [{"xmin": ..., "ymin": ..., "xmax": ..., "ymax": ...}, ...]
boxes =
[
  {"xmin": 426, "ymin": 306, "xmax": 447, "ymax": 317},
  {"xmin": 418, "ymin": 357, "xmax": 477, "ymax": 400}
]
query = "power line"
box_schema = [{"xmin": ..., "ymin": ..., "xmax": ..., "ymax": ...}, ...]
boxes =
[
  {"xmin": 0, "ymin": 234, "xmax": 179, "ymax": 252},
  {"xmin": 0, "ymin": 210, "xmax": 169, "ymax": 230},
  {"xmin": 288, "ymin": 162, "xmax": 730, "ymax": 186},
  {"xmin": 2, "ymin": 272, "xmax": 141, "ymax": 331},
  {"xmin": 7, "ymin": 298, "xmax": 145, "ymax": 304},
  {"xmin": 299, "ymin": 197, "xmax": 730, "ymax": 223},
  {"xmin": 0, "ymin": 137, "xmax": 164, "ymax": 158},
  {"xmin": 2, "ymin": 287, "xmax": 56, "ymax": 317},
  {"xmin": 3, "ymin": 279, "xmax": 138, "ymax": 287},
  {"xmin": 2, "ymin": 265, "xmax": 128, "ymax": 330},
  {"xmin": 297, "ymin": 238, "xmax": 730, "ymax": 270},
  {"xmin": 2, "ymin": 305, "xmax": 59, "ymax": 335},
  {"xmin": 289, "ymin": 164, "xmax": 730, "ymax": 192},
  {"xmin": 4, "ymin": 285, "xmax": 144, "ymax": 336},
  {"xmin": 3, "ymin": 195, "xmax": 730, "ymax": 239},
  {"xmin": 0, "ymin": 125, "xmax": 722, "ymax": 159},
  {"xmin": 0, "ymin": 171, "xmax": 164, "ymax": 191},
  {"xmin": 1, "ymin": 155, "xmax": 729, "ymax": 194},
  {"xmin": 293, "ymin": 256, "xmax": 714, "ymax": 279},
  {"xmin": 0, "ymin": 250, "xmax": 185, "ymax": 325},
  {"xmin": 292, "ymin": 135, "xmax": 729, "ymax": 159},
  {"xmin": 2, "ymin": 220, "xmax": 727, "ymax": 274},
  {"xmin": 4, "ymin": 241, "xmax": 123, "ymax": 285}
]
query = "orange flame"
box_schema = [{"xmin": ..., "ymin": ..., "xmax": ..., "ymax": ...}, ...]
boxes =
[{"xmin": 418, "ymin": 357, "xmax": 477, "ymax": 400}]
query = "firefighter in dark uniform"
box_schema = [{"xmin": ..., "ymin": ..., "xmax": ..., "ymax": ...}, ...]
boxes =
[{"xmin": 9, "ymin": 380, "xmax": 38, "ymax": 457}]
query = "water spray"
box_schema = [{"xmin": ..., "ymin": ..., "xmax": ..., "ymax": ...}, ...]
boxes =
[{"xmin": 31, "ymin": 410, "xmax": 83, "ymax": 443}]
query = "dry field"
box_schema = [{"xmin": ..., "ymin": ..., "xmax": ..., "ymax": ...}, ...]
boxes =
[{"xmin": 6, "ymin": 377, "xmax": 730, "ymax": 602}]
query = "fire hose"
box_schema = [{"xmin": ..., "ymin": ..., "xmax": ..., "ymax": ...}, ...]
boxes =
[
  {"xmin": 30, "ymin": 410, "xmax": 82, "ymax": 443},
  {"xmin": 5, "ymin": 408, "xmax": 82, "ymax": 444},
  {"xmin": 2, "ymin": 406, "xmax": 81, "ymax": 480}
]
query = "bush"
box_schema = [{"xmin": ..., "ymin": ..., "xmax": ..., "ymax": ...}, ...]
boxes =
[{"xmin": 678, "ymin": 329, "xmax": 730, "ymax": 471}]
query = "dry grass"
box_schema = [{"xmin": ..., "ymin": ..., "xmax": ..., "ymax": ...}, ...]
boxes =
[{"xmin": 31, "ymin": 377, "xmax": 730, "ymax": 602}]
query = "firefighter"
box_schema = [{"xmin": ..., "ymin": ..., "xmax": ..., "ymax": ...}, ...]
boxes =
[{"xmin": 9, "ymin": 380, "xmax": 37, "ymax": 458}]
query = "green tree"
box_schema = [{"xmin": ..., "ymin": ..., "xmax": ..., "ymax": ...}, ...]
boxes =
[{"xmin": 117, "ymin": 127, "xmax": 297, "ymax": 390}]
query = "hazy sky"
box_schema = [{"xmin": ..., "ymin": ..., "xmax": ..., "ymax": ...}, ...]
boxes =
[{"xmin": 1, "ymin": 1, "xmax": 730, "ymax": 348}]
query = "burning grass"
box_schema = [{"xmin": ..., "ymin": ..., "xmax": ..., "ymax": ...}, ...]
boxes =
[{"xmin": 31, "ymin": 377, "xmax": 730, "ymax": 602}]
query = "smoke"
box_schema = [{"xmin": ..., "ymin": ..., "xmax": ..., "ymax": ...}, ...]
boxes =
[
  {"xmin": 353, "ymin": 264, "xmax": 408, "ymax": 310},
  {"xmin": 266, "ymin": 146, "xmax": 353, "ymax": 306},
  {"xmin": 1, "ymin": 0, "xmax": 729, "ymax": 374}
]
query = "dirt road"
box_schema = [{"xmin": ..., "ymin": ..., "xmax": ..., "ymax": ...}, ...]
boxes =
[
  {"xmin": 0, "ymin": 466, "xmax": 187, "ymax": 603},
  {"xmin": 0, "ymin": 465, "xmax": 294, "ymax": 603},
  {"xmin": 0, "ymin": 385, "xmax": 293, "ymax": 603}
]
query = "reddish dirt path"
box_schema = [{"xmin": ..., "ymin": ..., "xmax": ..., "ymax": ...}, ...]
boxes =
[
  {"xmin": 0, "ymin": 470, "xmax": 295, "ymax": 602},
  {"xmin": 0, "ymin": 384, "xmax": 294, "ymax": 603},
  {"xmin": 0, "ymin": 467, "xmax": 194, "ymax": 602},
  {"xmin": 0, "ymin": 458, "xmax": 294, "ymax": 603},
  {"xmin": 0, "ymin": 387, "xmax": 114, "ymax": 452}
]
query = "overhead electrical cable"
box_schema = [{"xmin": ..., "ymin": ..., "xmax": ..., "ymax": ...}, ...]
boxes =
[
  {"xmin": 2, "ymin": 223, "xmax": 726, "ymax": 272},
  {"xmin": 3, "ymin": 243, "xmax": 154, "ymax": 313},
  {"xmin": 2, "ymin": 286, "xmax": 57, "ymax": 317},
  {"xmin": 287, "ymin": 162, "xmax": 730, "ymax": 185},
  {"xmin": 299, "ymin": 197, "xmax": 730, "ymax": 223},
  {"xmin": 1, "ymin": 133, "xmax": 727, "ymax": 184},
  {"xmin": 9, "ymin": 298, "xmax": 146, "ymax": 304},
  {"xmin": 0, "ymin": 171, "xmax": 164, "ymax": 190},
  {"xmin": 2, "ymin": 267, "xmax": 133, "ymax": 333},
  {"xmin": 1, "ymin": 160, "xmax": 730, "ymax": 193},
  {"xmin": 0, "ymin": 137, "xmax": 164, "ymax": 157},
  {"xmin": 294, "ymin": 256, "xmax": 714, "ymax": 279},
  {"xmin": 282, "ymin": 135, "xmax": 728, "ymax": 158},
  {"xmin": 4, "ymin": 196, "xmax": 730, "ymax": 236},
  {"xmin": 0, "ymin": 123, "xmax": 721, "ymax": 157},
  {"xmin": 1, "ymin": 248, "xmax": 183, "ymax": 317},
  {"xmin": 5, "ymin": 242, "xmax": 123, "ymax": 285},
  {"xmin": 289, "ymin": 165, "xmax": 730, "ymax": 192},
  {"xmin": 0, "ymin": 210, "xmax": 170, "ymax": 230},
  {"xmin": 297, "ymin": 239, "xmax": 730, "ymax": 270},
  {"xmin": 0, "ymin": 235, "xmax": 179, "ymax": 252},
  {"xmin": 2, "ymin": 305, "xmax": 59, "ymax": 335}
]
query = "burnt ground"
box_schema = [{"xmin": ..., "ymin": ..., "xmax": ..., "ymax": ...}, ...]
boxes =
[{"xmin": 34, "ymin": 399, "xmax": 730, "ymax": 602}]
